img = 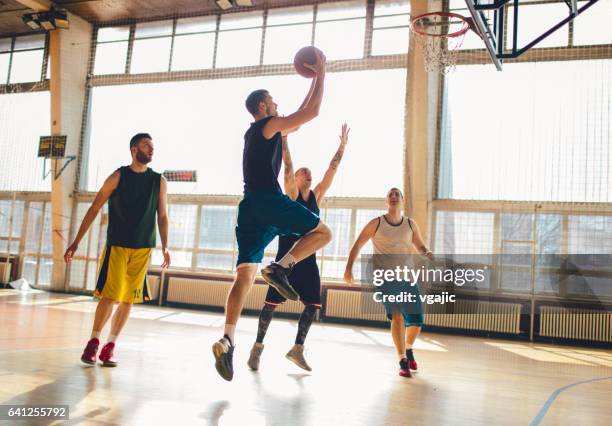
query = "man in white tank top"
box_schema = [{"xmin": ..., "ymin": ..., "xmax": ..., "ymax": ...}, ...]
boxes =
[{"xmin": 344, "ymin": 187, "xmax": 432, "ymax": 378}]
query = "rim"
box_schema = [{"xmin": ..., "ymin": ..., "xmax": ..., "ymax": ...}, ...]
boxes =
[{"xmin": 411, "ymin": 11, "xmax": 471, "ymax": 38}]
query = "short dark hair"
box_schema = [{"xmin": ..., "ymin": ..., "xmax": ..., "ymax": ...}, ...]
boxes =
[
  {"xmin": 130, "ymin": 133, "xmax": 152, "ymax": 148},
  {"xmin": 388, "ymin": 187, "xmax": 404, "ymax": 198},
  {"xmin": 245, "ymin": 89, "xmax": 268, "ymax": 115}
]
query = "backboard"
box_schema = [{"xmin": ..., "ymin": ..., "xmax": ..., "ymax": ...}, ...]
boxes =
[{"xmin": 464, "ymin": 0, "xmax": 601, "ymax": 71}]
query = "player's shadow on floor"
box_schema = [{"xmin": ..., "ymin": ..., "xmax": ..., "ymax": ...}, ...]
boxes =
[
  {"xmin": 200, "ymin": 373, "xmax": 311, "ymax": 426},
  {"xmin": 1, "ymin": 364, "xmax": 111, "ymax": 425}
]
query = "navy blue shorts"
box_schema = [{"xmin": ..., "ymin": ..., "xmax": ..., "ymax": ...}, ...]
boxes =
[
  {"xmin": 236, "ymin": 191, "xmax": 320, "ymax": 266},
  {"xmin": 265, "ymin": 256, "xmax": 321, "ymax": 306}
]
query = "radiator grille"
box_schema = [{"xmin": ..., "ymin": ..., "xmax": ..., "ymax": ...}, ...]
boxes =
[
  {"xmin": 539, "ymin": 306, "xmax": 612, "ymax": 342},
  {"xmin": 325, "ymin": 289, "xmax": 521, "ymax": 334},
  {"xmin": 166, "ymin": 277, "xmax": 303, "ymax": 314}
]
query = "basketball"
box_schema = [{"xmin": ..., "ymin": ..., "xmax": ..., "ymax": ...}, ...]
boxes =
[{"xmin": 293, "ymin": 46, "xmax": 322, "ymax": 78}]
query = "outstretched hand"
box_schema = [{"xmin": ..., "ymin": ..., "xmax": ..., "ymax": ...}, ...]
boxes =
[
  {"xmin": 64, "ymin": 242, "xmax": 78, "ymax": 263},
  {"xmin": 339, "ymin": 123, "xmax": 350, "ymax": 147}
]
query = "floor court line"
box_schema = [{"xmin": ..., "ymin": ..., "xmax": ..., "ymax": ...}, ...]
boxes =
[{"xmin": 530, "ymin": 376, "xmax": 612, "ymax": 426}]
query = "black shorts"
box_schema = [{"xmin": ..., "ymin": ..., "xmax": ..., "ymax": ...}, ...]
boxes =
[{"xmin": 265, "ymin": 257, "xmax": 321, "ymax": 307}]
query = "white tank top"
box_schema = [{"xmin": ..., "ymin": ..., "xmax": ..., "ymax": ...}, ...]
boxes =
[{"xmin": 372, "ymin": 215, "xmax": 414, "ymax": 255}]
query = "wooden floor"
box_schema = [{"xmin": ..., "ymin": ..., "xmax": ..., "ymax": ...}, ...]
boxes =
[{"xmin": 0, "ymin": 289, "xmax": 611, "ymax": 426}]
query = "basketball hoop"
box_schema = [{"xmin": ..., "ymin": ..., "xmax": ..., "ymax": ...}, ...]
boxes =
[{"xmin": 410, "ymin": 11, "xmax": 476, "ymax": 74}]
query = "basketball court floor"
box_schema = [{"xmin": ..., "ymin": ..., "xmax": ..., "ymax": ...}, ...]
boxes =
[
  {"xmin": 1, "ymin": 0, "xmax": 611, "ymax": 425},
  {"xmin": 1, "ymin": 290, "xmax": 610, "ymax": 426}
]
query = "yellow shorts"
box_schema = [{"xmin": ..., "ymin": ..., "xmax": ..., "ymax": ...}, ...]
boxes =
[{"xmin": 94, "ymin": 245, "xmax": 152, "ymax": 304}]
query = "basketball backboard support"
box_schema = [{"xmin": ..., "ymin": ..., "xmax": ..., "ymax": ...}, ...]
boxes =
[
  {"xmin": 38, "ymin": 135, "xmax": 75, "ymax": 180},
  {"xmin": 464, "ymin": 0, "xmax": 601, "ymax": 71}
]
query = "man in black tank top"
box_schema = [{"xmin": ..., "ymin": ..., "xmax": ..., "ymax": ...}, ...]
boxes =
[
  {"xmin": 247, "ymin": 124, "xmax": 349, "ymax": 372},
  {"xmin": 64, "ymin": 133, "xmax": 171, "ymax": 367},
  {"xmin": 213, "ymin": 51, "xmax": 334, "ymax": 382}
]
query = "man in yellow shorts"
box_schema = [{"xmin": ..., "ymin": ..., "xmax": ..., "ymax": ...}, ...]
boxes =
[{"xmin": 64, "ymin": 133, "xmax": 171, "ymax": 367}]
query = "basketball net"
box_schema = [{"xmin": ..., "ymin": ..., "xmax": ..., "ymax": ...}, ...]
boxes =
[{"xmin": 410, "ymin": 12, "xmax": 475, "ymax": 74}]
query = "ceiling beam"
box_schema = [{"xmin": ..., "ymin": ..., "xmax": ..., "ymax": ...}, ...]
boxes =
[{"xmin": 15, "ymin": 0, "xmax": 52, "ymax": 12}]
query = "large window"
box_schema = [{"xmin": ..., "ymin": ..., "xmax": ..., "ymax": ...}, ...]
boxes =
[
  {"xmin": 172, "ymin": 16, "xmax": 217, "ymax": 71},
  {"xmin": 439, "ymin": 59, "xmax": 612, "ymax": 202},
  {"xmin": 371, "ymin": 0, "xmax": 410, "ymax": 56},
  {"xmin": 314, "ymin": 0, "xmax": 366, "ymax": 60},
  {"xmin": 0, "ymin": 34, "xmax": 46, "ymax": 84},
  {"xmin": 264, "ymin": 6, "xmax": 314, "ymax": 65},
  {"xmin": 0, "ymin": 91, "xmax": 51, "ymax": 191},
  {"xmin": 93, "ymin": 26, "xmax": 129, "ymax": 75},
  {"xmin": 86, "ymin": 68, "xmax": 405, "ymax": 197},
  {"xmin": 217, "ymin": 11, "xmax": 264, "ymax": 67},
  {"xmin": 92, "ymin": 0, "xmax": 414, "ymax": 76},
  {"xmin": 131, "ymin": 21, "xmax": 173, "ymax": 73}
]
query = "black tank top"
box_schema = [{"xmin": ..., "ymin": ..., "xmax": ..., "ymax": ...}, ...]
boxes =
[
  {"xmin": 276, "ymin": 190, "xmax": 319, "ymax": 261},
  {"xmin": 243, "ymin": 116, "xmax": 282, "ymax": 193},
  {"xmin": 107, "ymin": 166, "xmax": 160, "ymax": 248}
]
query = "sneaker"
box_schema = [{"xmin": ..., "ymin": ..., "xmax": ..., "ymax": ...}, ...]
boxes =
[
  {"xmin": 80, "ymin": 338, "xmax": 99, "ymax": 365},
  {"xmin": 261, "ymin": 263, "xmax": 299, "ymax": 301},
  {"xmin": 286, "ymin": 344, "xmax": 312, "ymax": 371},
  {"xmin": 99, "ymin": 342, "xmax": 117, "ymax": 367},
  {"xmin": 399, "ymin": 358, "xmax": 411, "ymax": 377},
  {"xmin": 406, "ymin": 349, "xmax": 418, "ymax": 371},
  {"xmin": 247, "ymin": 342, "xmax": 264, "ymax": 371},
  {"xmin": 212, "ymin": 336, "xmax": 235, "ymax": 381}
]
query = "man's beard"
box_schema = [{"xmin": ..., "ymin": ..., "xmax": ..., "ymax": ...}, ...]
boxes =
[{"xmin": 136, "ymin": 150, "xmax": 151, "ymax": 164}]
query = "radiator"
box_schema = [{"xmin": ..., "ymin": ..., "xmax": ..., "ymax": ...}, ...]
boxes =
[
  {"xmin": 146, "ymin": 275, "xmax": 160, "ymax": 301},
  {"xmin": 424, "ymin": 300, "xmax": 522, "ymax": 334},
  {"xmin": 325, "ymin": 289, "xmax": 521, "ymax": 334},
  {"xmin": 0, "ymin": 262, "xmax": 10, "ymax": 283},
  {"xmin": 325, "ymin": 289, "xmax": 388, "ymax": 321},
  {"xmin": 166, "ymin": 277, "xmax": 303, "ymax": 314},
  {"xmin": 539, "ymin": 306, "xmax": 612, "ymax": 342}
]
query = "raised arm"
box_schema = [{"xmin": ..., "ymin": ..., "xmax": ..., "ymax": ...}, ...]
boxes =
[
  {"xmin": 157, "ymin": 176, "xmax": 171, "ymax": 268},
  {"xmin": 282, "ymin": 135, "xmax": 298, "ymax": 200},
  {"xmin": 64, "ymin": 170, "xmax": 120, "ymax": 262},
  {"xmin": 410, "ymin": 218, "xmax": 433, "ymax": 259},
  {"xmin": 283, "ymin": 78, "xmax": 318, "ymax": 136},
  {"xmin": 313, "ymin": 123, "xmax": 349, "ymax": 204},
  {"xmin": 263, "ymin": 51, "xmax": 326, "ymax": 139},
  {"xmin": 344, "ymin": 217, "xmax": 379, "ymax": 284}
]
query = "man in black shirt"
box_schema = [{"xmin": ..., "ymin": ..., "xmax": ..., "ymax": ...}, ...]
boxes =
[{"xmin": 213, "ymin": 50, "xmax": 332, "ymax": 381}]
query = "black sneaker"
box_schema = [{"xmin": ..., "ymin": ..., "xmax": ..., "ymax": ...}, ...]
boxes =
[
  {"xmin": 399, "ymin": 358, "xmax": 411, "ymax": 377},
  {"xmin": 261, "ymin": 263, "xmax": 299, "ymax": 301},
  {"xmin": 406, "ymin": 349, "xmax": 418, "ymax": 370},
  {"xmin": 212, "ymin": 336, "xmax": 234, "ymax": 381}
]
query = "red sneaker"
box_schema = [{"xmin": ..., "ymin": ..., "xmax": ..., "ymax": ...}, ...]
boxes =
[
  {"xmin": 399, "ymin": 358, "xmax": 411, "ymax": 377},
  {"xmin": 81, "ymin": 338, "xmax": 99, "ymax": 365},
  {"xmin": 99, "ymin": 342, "xmax": 117, "ymax": 367}
]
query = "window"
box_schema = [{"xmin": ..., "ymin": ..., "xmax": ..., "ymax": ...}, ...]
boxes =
[
  {"xmin": 573, "ymin": 0, "xmax": 612, "ymax": 46},
  {"xmin": 94, "ymin": 26, "xmax": 129, "ymax": 75},
  {"xmin": 315, "ymin": 0, "xmax": 366, "ymax": 60},
  {"xmin": 0, "ymin": 200, "xmax": 24, "ymax": 254},
  {"xmin": 0, "ymin": 34, "xmax": 46, "ymax": 84},
  {"xmin": 86, "ymin": 69, "xmax": 405, "ymax": 197},
  {"xmin": 172, "ymin": 16, "xmax": 217, "ymax": 71},
  {"xmin": 0, "ymin": 91, "xmax": 51, "ymax": 191},
  {"xmin": 506, "ymin": 2, "xmax": 570, "ymax": 49},
  {"xmin": 372, "ymin": 0, "xmax": 410, "ymax": 56},
  {"xmin": 439, "ymin": 60, "xmax": 612, "ymax": 202},
  {"xmin": 264, "ymin": 6, "xmax": 314, "ymax": 65},
  {"xmin": 131, "ymin": 21, "xmax": 173, "ymax": 73},
  {"xmin": 216, "ymin": 11, "xmax": 264, "ymax": 67}
]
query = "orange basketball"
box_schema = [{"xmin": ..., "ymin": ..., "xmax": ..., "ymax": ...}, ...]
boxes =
[{"xmin": 293, "ymin": 46, "xmax": 322, "ymax": 78}]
